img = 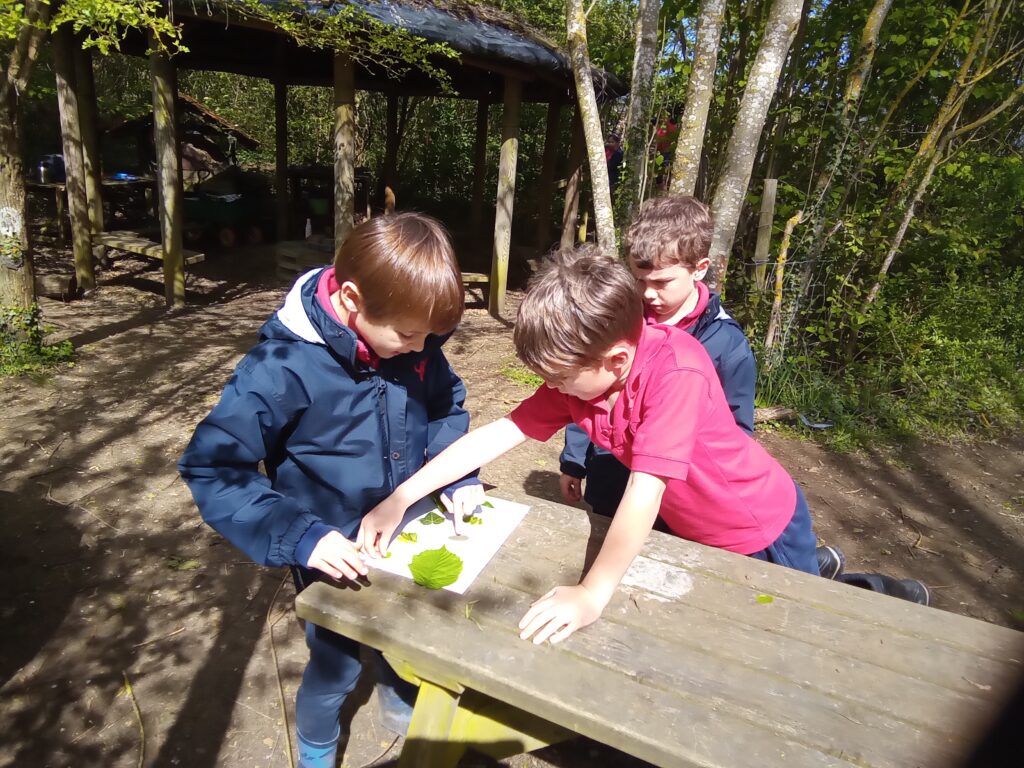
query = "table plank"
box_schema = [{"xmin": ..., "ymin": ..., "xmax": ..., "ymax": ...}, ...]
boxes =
[{"xmin": 297, "ymin": 492, "xmax": 1024, "ymax": 768}]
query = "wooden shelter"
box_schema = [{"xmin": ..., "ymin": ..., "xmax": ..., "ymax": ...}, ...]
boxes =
[{"xmin": 53, "ymin": 0, "xmax": 625, "ymax": 311}]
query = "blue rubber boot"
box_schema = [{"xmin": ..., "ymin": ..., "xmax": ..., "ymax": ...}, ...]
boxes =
[
  {"xmin": 297, "ymin": 732, "xmax": 338, "ymax": 768},
  {"xmin": 373, "ymin": 654, "xmax": 418, "ymax": 736}
]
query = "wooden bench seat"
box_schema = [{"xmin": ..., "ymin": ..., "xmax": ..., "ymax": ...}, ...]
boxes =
[
  {"xmin": 95, "ymin": 230, "xmax": 205, "ymax": 266},
  {"xmin": 296, "ymin": 492, "xmax": 1023, "ymax": 768}
]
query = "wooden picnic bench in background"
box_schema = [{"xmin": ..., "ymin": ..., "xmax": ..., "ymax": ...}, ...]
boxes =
[
  {"xmin": 296, "ymin": 491, "xmax": 1023, "ymax": 768},
  {"xmin": 95, "ymin": 230, "xmax": 206, "ymax": 267}
]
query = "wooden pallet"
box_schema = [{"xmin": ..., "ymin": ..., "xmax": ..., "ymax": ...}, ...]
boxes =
[{"xmin": 95, "ymin": 230, "xmax": 205, "ymax": 266}]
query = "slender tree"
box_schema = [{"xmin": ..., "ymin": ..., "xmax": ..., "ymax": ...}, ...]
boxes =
[
  {"xmin": 617, "ymin": 0, "xmax": 662, "ymax": 223},
  {"xmin": 707, "ymin": 0, "xmax": 802, "ymax": 289},
  {"xmin": 567, "ymin": 0, "xmax": 616, "ymax": 256},
  {"xmin": 670, "ymin": 0, "xmax": 726, "ymax": 197}
]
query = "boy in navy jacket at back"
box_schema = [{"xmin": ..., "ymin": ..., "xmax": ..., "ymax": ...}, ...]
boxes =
[
  {"xmin": 179, "ymin": 213, "xmax": 481, "ymax": 768},
  {"xmin": 560, "ymin": 196, "xmax": 755, "ymax": 516}
]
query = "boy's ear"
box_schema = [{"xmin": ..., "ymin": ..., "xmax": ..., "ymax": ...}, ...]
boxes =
[
  {"xmin": 338, "ymin": 280, "xmax": 363, "ymax": 314},
  {"xmin": 693, "ymin": 257, "xmax": 711, "ymax": 281},
  {"xmin": 604, "ymin": 343, "xmax": 633, "ymax": 372}
]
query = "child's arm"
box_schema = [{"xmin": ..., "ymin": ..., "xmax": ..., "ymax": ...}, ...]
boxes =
[
  {"xmin": 518, "ymin": 470, "xmax": 666, "ymax": 644},
  {"xmin": 357, "ymin": 417, "xmax": 527, "ymax": 556}
]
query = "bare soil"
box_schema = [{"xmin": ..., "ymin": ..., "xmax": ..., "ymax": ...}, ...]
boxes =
[{"xmin": 2, "ymin": 245, "xmax": 1022, "ymax": 767}]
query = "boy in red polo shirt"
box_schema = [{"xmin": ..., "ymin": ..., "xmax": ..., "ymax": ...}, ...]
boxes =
[{"xmin": 359, "ymin": 247, "xmax": 819, "ymax": 645}]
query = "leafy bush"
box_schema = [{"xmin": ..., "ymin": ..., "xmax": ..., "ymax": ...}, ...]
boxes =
[{"xmin": 1, "ymin": 305, "xmax": 74, "ymax": 377}]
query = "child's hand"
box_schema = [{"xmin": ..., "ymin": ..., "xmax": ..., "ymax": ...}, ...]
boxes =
[
  {"xmin": 307, "ymin": 531, "xmax": 369, "ymax": 582},
  {"xmin": 438, "ymin": 484, "xmax": 486, "ymax": 534},
  {"xmin": 559, "ymin": 474, "xmax": 582, "ymax": 504},
  {"xmin": 518, "ymin": 584, "xmax": 605, "ymax": 645},
  {"xmin": 357, "ymin": 494, "xmax": 409, "ymax": 558}
]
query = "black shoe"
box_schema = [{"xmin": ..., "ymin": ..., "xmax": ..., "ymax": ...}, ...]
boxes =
[
  {"xmin": 838, "ymin": 572, "xmax": 930, "ymax": 606},
  {"xmin": 816, "ymin": 545, "xmax": 845, "ymax": 579}
]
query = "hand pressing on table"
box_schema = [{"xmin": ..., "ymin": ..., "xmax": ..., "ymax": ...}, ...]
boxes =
[{"xmin": 518, "ymin": 584, "xmax": 606, "ymax": 644}]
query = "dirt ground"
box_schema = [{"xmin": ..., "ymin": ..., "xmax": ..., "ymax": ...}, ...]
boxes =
[{"xmin": 2, "ymin": 244, "xmax": 1023, "ymax": 768}]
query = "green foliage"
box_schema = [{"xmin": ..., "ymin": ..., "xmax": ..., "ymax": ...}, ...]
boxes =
[
  {"xmin": 398, "ymin": 531, "xmax": 418, "ymax": 544},
  {"xmin": 420, "ymin": 510, "xmax": 446, "ymax": 525},
  {"xmin": 1, "ymin": 304, "xmax": 74, "ymax": 377},
  {"xmin": 408, "ymin": 546, "xmax": 463, "ymax": 589},
  {"xmin": 501, "ymin": 363, "xmax": 544, "ymax": 389}
]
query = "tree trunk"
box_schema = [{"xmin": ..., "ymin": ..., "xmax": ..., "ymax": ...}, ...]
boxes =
[
  {"xmin": 73, "ymin": 42, "xmax": 103, "ymax": 239},
  {"xmin": 382, "ymin": 93, "xmax": 400, "ymax": 193},
  {"xmin": 617, "ymin": 0, "xmax": 662, "ymax": 223},
  {"xmin": 0, "ymin": 1, "xmax": 51, "ymax": 308},
  {"xmin": 670, "ymin": 0, "xmax": 726, "ymax": 197},
  {"xmin": 560, "ymin": 111, "xmax": 586, "ymax": 249},
  {"xmin": 53, "ymin": 23, "xmax": 95, "ymax": 291},
  {"xmin": 535, "ymin": 99, "xmax": 562, "ymax": 250},
  {"xmin": 470, "ymin": 99, "xmax": 489, "ymax": 237},
  {"xmin": 764, "ymin": 209, "xmax": 802, "ymax": 355},
  {"xmin": 150, "ymin": 42, "xmax": 185, "ymax": 306},
  {"xmin": 707, "ymin": 0, "xmax": 802, "ymax": 290},
  {"xmin": 489, "ymin": 77, "xmax": 521, "ymax": 318},
  {"xmin": 566, "ymin": 0, "xmax": 616, "ymax": 256},
  {"xmin": 274, "ymin": 43, "xmax": 289, "ymax": 241}
]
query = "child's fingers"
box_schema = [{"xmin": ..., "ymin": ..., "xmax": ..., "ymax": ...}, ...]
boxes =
[
  {"xmin": 548, "ymin": 621, "xmax": 577, "ymax": 645},
  {"xmin": 527, "ymin": 588, "xmax": 558, "ymax": 612},
  {"xmin": 532, "ymin": 614, "xmax": 571, "ymax": 645},
  {"xmin": 519, "ymin": 608, "xmax": 558, "ymax": 641},
  {"xmin": 354, "ymin": 524, "xmax": 365, "ymax": 550}
]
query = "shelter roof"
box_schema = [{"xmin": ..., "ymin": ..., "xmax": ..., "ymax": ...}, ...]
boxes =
[
  {"xmin": 141, "ymin": 1, "xmax": 626, "ymax": 103},
  {"xmin": 105, "ymin": 92, "xmax": 261, "ymax": 150}
]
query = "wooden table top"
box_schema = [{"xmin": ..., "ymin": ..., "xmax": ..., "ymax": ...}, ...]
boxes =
[{"xmin": 296, "ymin": 492, "xmax": 1024, "ymax": 768}]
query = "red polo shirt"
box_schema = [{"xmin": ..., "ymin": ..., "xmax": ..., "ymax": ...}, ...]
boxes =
[{"xmin": 509, "ymin": 324, "xmax": 795, "ymax": 554}]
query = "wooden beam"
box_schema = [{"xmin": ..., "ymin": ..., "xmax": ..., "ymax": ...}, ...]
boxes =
[
  {"xmin": 753, "ymin": 178, "xmax": 778, "ymax": 291},
  {"xmin": 470, "ymin": 100, "xmax": 489, "ymax": 236},
  {"xmin": 535, "ymin": 99, "xmax": 562, "ymax": 251},
  {"xmin": 72, "ymin": 42, "xmax": 104, "ymax": 240},
  {"xmin": 382, "ymin": 94, "xmax": 400, "ymax": 194},
  {"xmin": 560, "ymin": 110, "xmax": 585, "ymax": 249},
  {"xmin": 150, "ymin": 39, "xmax": 185, "ymax": 306},
  {"xmin": 274, "ymin": 48, "xmax": 289, "ymax": 242},
  {"xmin": 489, "ymin": 77, "xmax": 521, "ymax": 318},
  {"xmin": 52, "ymin": 24, "xmax": 94, "ymax": 290},
  {"xmin": 333, "ymin": 52, "xmax": 356, "ymax": 250}
]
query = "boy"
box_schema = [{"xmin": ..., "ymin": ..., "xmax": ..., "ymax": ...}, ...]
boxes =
[
  {"xmin": 178, "ymin": 213, "xmax": 483, "ymax": 768},
  {"xmin": 357, "ymin": 247, "xmax": 819, "ymax": 646},
  {"xmin": 560, "ymin": 196, "xmax": 755, "ymax": 518}
]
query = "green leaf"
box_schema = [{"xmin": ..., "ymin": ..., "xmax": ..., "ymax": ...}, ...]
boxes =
[
  {"xmin": 462, "ymin": 515, "xmax": 483, "ymax": 525},
  {"xmin": 398, "ymin": 532, "xmax": 418, "ymax": 543},
  {"xmin": 482, "ymin": 501, "xmax": 494, "ymax": 508},
  {"xmin": 755, "ymin": 594, "xmax": 774, "ymax": 605},
  {"xmin": 409, "ymin": 546, "xmax": 463, "ymax": 589},
  {"xmin": 420, "ymin": 510, "xmax": 446, "ymax": 525}
]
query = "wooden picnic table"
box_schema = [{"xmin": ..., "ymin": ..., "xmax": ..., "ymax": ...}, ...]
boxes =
[
  {"xmin": 296, "ymin": 491, "xmax": 1024, "ymax": 768},
  {"xmin": 26, "ymin": 176, "xmax": 156, "ymax": 241}
]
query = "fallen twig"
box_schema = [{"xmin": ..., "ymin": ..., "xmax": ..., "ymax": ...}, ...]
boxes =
[
  {"xmin": 132, "ymin": 626, "xmax": 185, "ymax": 649},
  {"xmin": 356, "ymin": 735, "xmax": 401, "ymax": 768},
  {"xmin": 122, "ymin": 672, "xmax": 145, "ymax": 768},
  {"xmin": 266, "ymin": 574, "xmax": 294, "ymax": 768}
]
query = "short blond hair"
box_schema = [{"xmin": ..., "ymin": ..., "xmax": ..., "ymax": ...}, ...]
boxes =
[
  {"xmin": 514, "ymin": 245, "xmax": 643, "ymax": 376},
  {"xmin": 625, "ymin": 195, "xmax": 713, "ymax": 270},
  {"xmin": 335, "ymin": 212, "xmax": 464, "ymax": 334}
]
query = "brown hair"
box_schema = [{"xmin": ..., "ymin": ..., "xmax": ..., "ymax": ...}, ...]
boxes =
[
  {"xmin": 334, "ymin": 212, "xmax": 464, "ymax": 333},
  {"xmin": 625, "ymin": 195, "xmax": 713, "ymax": 270},
  {"xmin": 514, "ymin": 245, "xmax": 644, "ymax": 376}
]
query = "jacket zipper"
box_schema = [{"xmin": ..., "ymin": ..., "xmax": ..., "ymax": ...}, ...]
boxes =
[{"xmin": 376, "ymin": 375, "xmax": 395, "ymax": 491}]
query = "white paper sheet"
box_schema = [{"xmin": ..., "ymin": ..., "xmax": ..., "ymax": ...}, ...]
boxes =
[{"xmin": 364, "ymin": 495, "xmax": 530, "ymax": 594}]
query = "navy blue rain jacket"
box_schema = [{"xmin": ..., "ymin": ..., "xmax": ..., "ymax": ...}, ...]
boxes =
[
  {"xmin": 179, "ymin": 268, "xmax": 478, "ymax": 568},
  {"xmin": 560, "ymin": 291, "xmax": 756, "ymax": 479}
]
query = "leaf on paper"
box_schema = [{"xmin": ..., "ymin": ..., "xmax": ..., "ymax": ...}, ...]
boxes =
[
  {"xmin": 398, "ymin": 532, "xmax": 418, "ymax": 543},
  {"xmin": 420, "ymin": 510, "xmax": 446, "ymax": 525},
  {"xmin": 462, "ymin": 515, "xmax": 483, "ymax": 525},
  {"xmin": 482, "ymin": 501, "xmax": 494, "ymax": 508},
  {"xmin": 409, "ymin": 546, "xmax": 464, "ymax": 589}
]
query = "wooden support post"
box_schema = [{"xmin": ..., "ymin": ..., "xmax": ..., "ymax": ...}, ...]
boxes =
[
  {"xmin": 753, "ymin": 178, "xmax": 778, "ymax": 291},
  {"xmin": 560, "ymin": 110, "xmax": 585, "ymax": 249},
  {"xmin": 274, "ymin": 48, "xmax": 289, "ymax": 242},
  {"xmin": 489, "ymin": 78, "xmax": 521, "ymax": 318},
  {"xmin": 149, "ymin": 40, "xmax": 185, "ymax": 306},
  {"xmin": 52, "ymin": 24, "xmax": 94, "ymax": 290},
  {"xmin": 469, "ymin": 99, "xmax": 489, "ymax": 237},
  {"xmin": 73, "ymin": 42, "xmax": 104, "ymax": 242},
  {"xmin": 333, "ymin": 53, "xmax": 356, "ymax": 250},
  {"xmin": 535, "ymin": 99, "xmax": 562, "ymax": 251},
  {"xmin": 382, "ymin": 93, "xmax": 400, "ymax": 194}
]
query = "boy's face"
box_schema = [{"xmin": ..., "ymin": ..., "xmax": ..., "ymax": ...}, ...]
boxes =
[
  {"xmin": 356, "ymin": 314, "xmax": 432, "ymax": 359},
  {"xmin": 540, "ymin": 346, "xmax": 633, "ymax": 401},
  {"xmin": 631, "ymin": 257, "xmax": 710, "ymax": 322}
]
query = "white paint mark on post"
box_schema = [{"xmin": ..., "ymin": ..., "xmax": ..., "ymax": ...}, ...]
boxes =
[
  {"xmin": 622, "ymin": 556, "xmax": 695, "ymax": 601},
  {"xmin": 0, "ymin": 207, "xmax": 23, "ymax": 238}
]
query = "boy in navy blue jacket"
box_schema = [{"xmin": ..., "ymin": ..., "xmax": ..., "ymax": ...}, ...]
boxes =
[
  {"xmin": 179, "ymin": 213, "xmax": 481, "ymax": 768},
  {"xmin": 559, "ymin": 196, "xmax": 755, "ymax": 516}
]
